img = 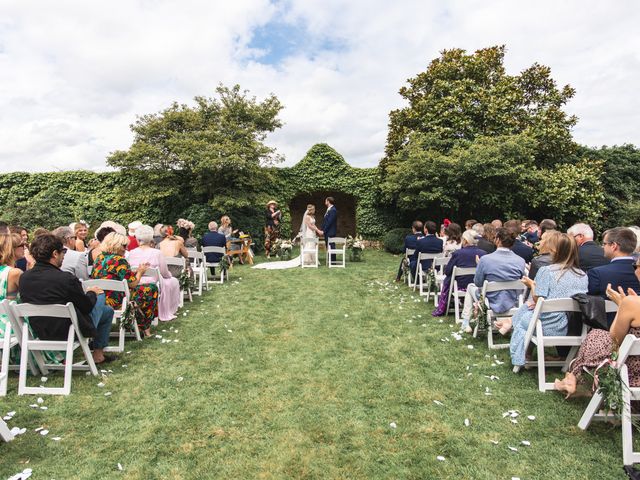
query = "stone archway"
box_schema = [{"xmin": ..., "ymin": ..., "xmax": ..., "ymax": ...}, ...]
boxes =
[{"xmin": 289, "ymin": 191, "xmax": 357, "ymax": 237}]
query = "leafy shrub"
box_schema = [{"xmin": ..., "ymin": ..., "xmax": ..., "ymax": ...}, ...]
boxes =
[{"xmin": 383, "ymin": 228, "xmax": 411, "ymax": 254}]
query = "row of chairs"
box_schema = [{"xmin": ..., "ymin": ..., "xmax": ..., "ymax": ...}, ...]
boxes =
[{"xmin": 300, "ymin": 237, "xmax": 347, "ymax": 268}]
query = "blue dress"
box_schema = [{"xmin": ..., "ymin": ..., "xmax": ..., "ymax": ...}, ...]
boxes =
[{"xmin": 509, "ymin": 265, "xmax": 588, "ymax": 366}]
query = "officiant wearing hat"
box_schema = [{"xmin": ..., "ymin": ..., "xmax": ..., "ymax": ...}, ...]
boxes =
[{"xmin": 264, "ymin": 200, "xmax": 282, "ymax": 258}]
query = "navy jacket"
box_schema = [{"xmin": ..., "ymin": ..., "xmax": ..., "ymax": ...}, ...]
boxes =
[
  {"xmin": 201, "ymin": 231, "xmax": 227, "ymax": 263},
  {"xmin": 444, "ymin": 245, "xmax": 487, "ymax": 290},
  {"xmin": 512, "ymin": 240, "xmax": 534, "ymax": 264},
  {"xmin": 411, "ymin": 234, "xmax": 443, "ymax": 274},
  {"xmin": 578, "ymin": 241, "xmax": 608, "ymax": 272},
  {"xmin": 588, "ymin": 257, "xmax": 640, "ymax": 326},
  {"xmin": 322, "ymin": 206, "xmax": 338, "ymax": 239},
  {"xmin": 477, "ymin": 237, "xmax": 496, "ymax": 254},
  {"xmin": 404, "ymin": 233, "xmax": 421, "ymax": 251}
]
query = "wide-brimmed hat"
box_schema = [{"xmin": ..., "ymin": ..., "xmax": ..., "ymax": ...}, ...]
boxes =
[{"xmin": 266, "ymin": 200, "xmax": 278, "ymax": 207}]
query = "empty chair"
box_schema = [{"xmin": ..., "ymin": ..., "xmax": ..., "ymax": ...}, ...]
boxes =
[{"xmin": 327, "ymin": 237, "xmax": 347, "ymax": 268}]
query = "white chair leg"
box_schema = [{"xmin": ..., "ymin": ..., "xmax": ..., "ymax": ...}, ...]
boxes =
[
  {"xmin": 0, "ymin": 331, "xmax": 10, "ymax": 396},
  {"xmin": 621, "ymin": 366, "xmax": 636, "ymax": 465},
  {"xmin": 578, "ymin": 391, "xmax": 604, "ymax": 430},
  {"xmin": 0, "ymin": 416, "xmax": 14, "ymax": 442},
  {"xmin": 537, "ymin": 338, "xmax": 547, "ymax": 392},
  {"xmin": 62, "ymin": 328, "xmax": 75, "ymax": 395},
  {"xmin": 17, "ymin": 327, "xmax": 29, "ymax": 396}
]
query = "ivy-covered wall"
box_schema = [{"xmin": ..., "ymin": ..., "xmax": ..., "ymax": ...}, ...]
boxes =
[{"xmin": 0, "ymin": 144, "xmax": 399, "ymax": 240}]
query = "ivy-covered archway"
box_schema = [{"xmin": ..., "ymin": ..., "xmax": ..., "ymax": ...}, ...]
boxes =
[{"xmin": 272, "ymin": 144, "xmax": 396, "ymax": 239}]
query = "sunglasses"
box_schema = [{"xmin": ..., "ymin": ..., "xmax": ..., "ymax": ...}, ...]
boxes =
[{"xmin": 634, "ymin": 264, "xmax": 640, "ymax": 270}]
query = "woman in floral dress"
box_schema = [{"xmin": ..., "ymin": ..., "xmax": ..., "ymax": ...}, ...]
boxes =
[
  {"xmin": 555, "ymin": 260, "xmax": 640, "ymax": 397},
  {"xmin": 91, "ymin": 232, "xmax": 158, "ymax": 337}
]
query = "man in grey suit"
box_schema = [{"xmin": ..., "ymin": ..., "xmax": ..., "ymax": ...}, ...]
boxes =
[
  {"xmin": 567, "ymin": 223, "xmax": 607, "ymax": 271},
  {"xmin": 52, "ymin": 226, "xmax": 89, "ymax": 281},
  {"xmin": 459, "ymin": 227, "xmax": 526, "ymax": 332}
]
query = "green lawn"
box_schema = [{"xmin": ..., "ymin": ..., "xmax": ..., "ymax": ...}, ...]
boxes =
[{"xmin": 0, "ymin": 250, "xmax": 628, "ymax": 479}]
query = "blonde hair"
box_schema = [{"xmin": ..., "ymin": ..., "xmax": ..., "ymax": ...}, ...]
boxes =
[
  {"xmin": 539, "ymin": 230, "xmax": 561, "ymax": 255},
  {"xmin": 306, "ymin": 204, "xmax": 315, "ymax": 215},
  {"xmin": 101, "ymin": 232, "xmax": 129, "ymax": 254},
  {"xmin": 0, "ymin": 233, "xmax": 15, "ymax": 266},
  {"xmin": 220, "ymin": 215, "xmax": 231, "ymax": 226}
]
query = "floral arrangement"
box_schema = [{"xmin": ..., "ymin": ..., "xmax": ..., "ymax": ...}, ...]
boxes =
[
  {"xmin": 178, "ymin": 269, "xmax": 193, "ymax": 291},
  {"xmin": 274, "ymin": 238, "xmax": 293, "ymax": 260},
  {"xmin": 471, "ymin": 293, "xmax": 488, "ymax": 331},
  {"xmin": 426, "ymin": 267, "xmax": 437, "ymax": 292},
  {"xmin": 120, "ymin": 301, "xmax": 139, "ymax": 332},
  {"xmin": 347, "ymin": 235, "xmax": 365, "ymax": 261},
  {"xmin": 220, "ymin": 255, "xmax": 231, "ymax": 272},
  {"xmin": 585, "ymin": 354, "xmax": 626, "ymax": 418},
  {"xmin": 176, "ymin": 218, "xmax": 195, "ymax": 230}
]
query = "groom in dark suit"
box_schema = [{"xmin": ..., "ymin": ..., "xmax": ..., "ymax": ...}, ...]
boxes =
[{"xmin": 321, "ymin": 196, "xmax": 338, "ymax": 263}]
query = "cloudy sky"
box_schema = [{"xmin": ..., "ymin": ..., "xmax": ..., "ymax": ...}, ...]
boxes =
[{"xmin": 0, "ymin": 0, "xmax": 638, "ymax": 172}]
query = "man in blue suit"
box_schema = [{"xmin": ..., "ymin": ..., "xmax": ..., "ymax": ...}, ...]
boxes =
[
  {"xmin": 395, "ymin": 221, "xmax": 423, "ymax": 281},
  {"xmin": 459, "ymin": 227, "xmax": 526, "ymax": 332},
  {"xmin": 588, "ymin": 227, "xmax": 640, "ymax": 327},
  {"xmin": 322, "ymin": 196, "xmax": 338, "ymax": 264},
  {"xmin": 410, "ymin": 221, "xmax": 443, "ymax": 278},
  {"xmin": 201, "ymin": 221, "xmax": 227, "ymax": 275}
]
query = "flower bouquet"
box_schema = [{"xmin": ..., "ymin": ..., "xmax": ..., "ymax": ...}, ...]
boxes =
[
  {"xmin": 274, "ymin": 239, "xmax": 293, "ymax": 260},
  {"xmin": 347, "ymin": 235, "xmax": 365, "ymax": 262}
]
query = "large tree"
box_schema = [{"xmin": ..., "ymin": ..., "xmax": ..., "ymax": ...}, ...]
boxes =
[
  {"xmin": 107, "ymin": 84, "xmax": 283, "ymax": 227},
  {"xmin": 382, "ymin": 45, "xmax": 577, "ymax": 172}
]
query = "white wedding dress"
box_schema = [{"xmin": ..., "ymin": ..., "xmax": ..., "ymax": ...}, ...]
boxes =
[{"xmin": 252, "ymin": 213, "xmax": 318, "ymax": 270}]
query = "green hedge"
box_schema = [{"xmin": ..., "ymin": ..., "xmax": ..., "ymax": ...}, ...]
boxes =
[{"xmin": 383, "ymin": 228, "xmax": 411, "ymax": 254}]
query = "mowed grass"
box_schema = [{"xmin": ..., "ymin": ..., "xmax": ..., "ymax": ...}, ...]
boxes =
[{"xmin": 0, "ymin": 250, "xmax": 629, "ymax": 479}]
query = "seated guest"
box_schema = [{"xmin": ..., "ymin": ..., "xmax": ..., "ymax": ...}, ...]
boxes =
[
  {"xmin": 73, "ymin": 220, "xmax": 90, "ymax": 252},
  {"xmin": 128, "ymin": 225, "xmax": 180, "ymax": 322},
  {"xmin": 52, "ymin": 226, "xmax": 88, "ymax": 281},
  {"xmin": 91, "ymin": 232, "xmax": 158, "ymax": 337},
  {"xmin": 527, "ymin": 230, "xmax": 559, "ymax": 281},
  {"xmin": 491, "ymin": 219, "xmax": 503, "ymax": 229},
  {"xmin": 10, "ymin": 233, "xmax": 28, "ymax": 273},
  {"xmin": 473, "ymin": 223, "xmax": 496, "ymax": 254},
  {"xmin": 539, "ymin": 218, "xmax": 557, "ymax": 236},
  {"xmin": 177, "ymin": 218, "xmax": 198, "ymax": 248},
  {"xmin": 202, "ymin": 221, "xmax": 228, "ymax": 276},
  {"xmin": 505, "ymin": 220, "xmax": 534, "ymax": 263},
  {"xmin": 0, "ymin": 232, "xmax": 22, "ymax": 303},
  {"xmin": 588, "ymin": 227, "xmax": 640, "ymax": 327},
  {"xmin": 464, "ymin": 219, "xmax": 478, "ymax": 231},
  {"xmin": 459, "ymin": 227, "xmax": 526, "ymax": 332},
  {"xmin": 153, "ymin": 224, "xmax": 164, "ymax": 247},
  {"xmin": 87, "ymin": 226, "xmax": 115, "ymax": 267},
  {"xmin": 567, "ymin": 223, "xmax": 607, "ymax": 271},
  {"xmin": 443, "ymin": 223, "xmax": 462, "ymax": 257},
  {"xmin": 127, "ymin": 221, "xmax": 142, "ymax": 251},
  {"xmin": 555, "ymin": 276, "xmax": 640, "ymax": 397},
  {"xmin": 395, "ymin": 221, "xmax": 423, "ymax": 282},
  {"xmin": 433, "ymin": 230, "xmax": 487, "ymax": 324},
  {"xmin": 508, "ymin": 233, "xmax": 587, "ymax": 366},
  {"xmin": 410, "ymin": 221, "xmax": 443, "ymax": 278},
  {"xmin": 19, "ymin": 234, "xmax": 115, "ymax": 364},
  {"xmin": 10, "ymin": 226, "xmax": 28, "ymax": 271},
  {"xmin": 521, "ymin": 220, "xmax": 539, "ymax": 245},
  {"xmin": 438, "ymin": 218, "xmax": 451, "ymax": 240},
  {"xmin": 0, "ymin": 221, "xmax": 9, "ymax": 234},
  {"xmin": 159, "ymin": 226, "xmax": 189, "ymax": 277}
]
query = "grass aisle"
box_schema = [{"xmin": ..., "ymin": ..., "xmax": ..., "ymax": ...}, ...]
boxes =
[{"xmin": 0, "ymin": 251, "xmax": 627, "ymax": 479}]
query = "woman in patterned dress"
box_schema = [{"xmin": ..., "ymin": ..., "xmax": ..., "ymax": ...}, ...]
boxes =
[
  {"xmin": 0, "ymin": 233, "xmax": 22, "ymax": 339},
  {"xmin": 555, "ymin": 261, "xmax": 640, "ymax": 397},
  {"xmin": 508, "ymin": 233, "xmax": 588, "ymax": 367},
  {"xmin": 91, "ymin": 232, "xmax": 158, "ymax": 337}
]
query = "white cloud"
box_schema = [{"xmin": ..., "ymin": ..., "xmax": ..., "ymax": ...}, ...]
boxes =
[{"xmin": 0, "ymin": 0, "xmax": 639, "ymax": 172}]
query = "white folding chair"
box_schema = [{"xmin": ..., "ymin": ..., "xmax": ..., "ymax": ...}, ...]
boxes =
[
  {"xmin": 202, "ymin": 246, "xmax": 227, "ymax": 285},
  {"xmin": 187, "ymin": 250, "xmax": 204, "ymax": 296},
  {"xmin": 81, "ymin": 279, "xmax": 138, "ymax": 351},
  {"xmin": 301, "ymin": 238, "xmax": 319, "ymax": 268},
  {"xmin": 1, "ymin": 300, "xmax": 45, "ymax": 378},
  {"xmin": 473, "ymin": 279, "xmax": 526, "ymax": 350},
  {"xmin": 414, "ymin": 253, "xmax": 443, "ymax": 298},
  {"xmin": 1, "ymin": 304, "xmax": 19, "ymax": 397},
  {"xmin": 445, "ymin": 267, "xmax": 477, "ymax": 323},
  {"xmin": 0, "ymin": 414, "xmax": 13, "ymax": 442},
  {"xmin": 11, "ymin": 301, "xmax": 98, "ymax": 396},
  {"xmin": 327, "ymin": 237, "xmax": 347, "ymax": 268},
  {"xmin": 578, "ymin": 333, "xmax": 640, "ymax": 465},
  {"xmin": 432, "ymin": 256, "xmax": 450, "ymax": 305},
  {"xmin": 405, "ymin": 248, "xmax": 416, "ymax": 287},
  {"xmin": 164, "ymin": 257, "xmax": 192, "ymax": 306}
]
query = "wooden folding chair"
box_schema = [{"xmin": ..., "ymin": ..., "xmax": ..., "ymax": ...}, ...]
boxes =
[
  {"xmin": 473, "ymin": 279, "xmax": 526, "ymax": 350},
  {"xmin": 81, "ymin": 279, "xmax": 138, "ymax": 352},
  {"xmin": 11, "ymin": 301, "xmax": 98, "ymax": 396},
  {"xmin": 301, "ymin": 238, "xmax": 319, "ymax": 268},
  {"xmin": 445, "ymin": 267, "xmax": 476, "ymax": 323},
  {"xmin": 578, "ymin": 333, "xmax": 640, "ymax": 465},
  {"xmin": 202, "ymin": 246, "xmax": 227, "ymax": 285}
]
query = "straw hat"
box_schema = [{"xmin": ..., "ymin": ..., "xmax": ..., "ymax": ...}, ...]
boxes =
[{"xmin": 266, "ymin": 200, "xmax": 278, "ymax": 207}]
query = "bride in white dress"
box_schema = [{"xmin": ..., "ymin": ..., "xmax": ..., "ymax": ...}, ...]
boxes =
[{"xmin": 253, "ymin": 204, "xmax": 322, "ymax": 270}]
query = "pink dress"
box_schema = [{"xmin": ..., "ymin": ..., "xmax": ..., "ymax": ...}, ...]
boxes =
[{"xmin": 128, "ymin": 247, "xmax": 181, "ymax": 322}]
